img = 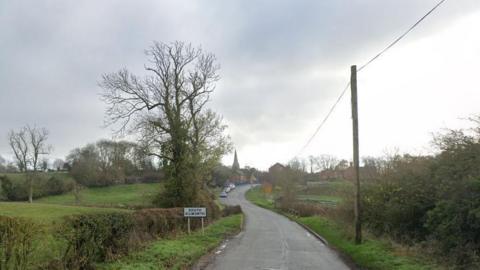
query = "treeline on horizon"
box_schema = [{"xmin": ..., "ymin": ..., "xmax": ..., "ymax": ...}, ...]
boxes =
[{"xmin": 0, "ymin": 139, "xmax": 165, "ymax": 201}]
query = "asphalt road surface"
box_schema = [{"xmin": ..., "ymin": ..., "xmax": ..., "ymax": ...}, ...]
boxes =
[{"xmin": 205, "ymin": 185, "xmax": 350, "ymax": 270}]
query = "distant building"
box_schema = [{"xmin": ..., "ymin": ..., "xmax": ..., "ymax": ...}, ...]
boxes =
[
  {"xmin": 229, "ymin": 150, "xmax": 248, "ymax": 184},
  {"xmin": 268, "ymin": 163, "xmax": 286, "ymax": 174},
  {"xmin": 265, "ymin": 162, "xmax": 287, "ymax": 186},
  {"xmin": 316, "ymin": 165, "xmax": 378, "ymax": 181},
  {"xmin": 232, "ymin": 150, "xmax": 240, "ymax": 171}
]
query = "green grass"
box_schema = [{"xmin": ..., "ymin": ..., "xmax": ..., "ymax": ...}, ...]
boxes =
[
  {"xmin": 98, "ymin": 214, "xmax": 243, "ymax": 270},
  {"xmin": 304, "ymin": 180, "xmax": 353, "ymax": 196},
  {"xmin": 0, "ymin": 201, "xmax": 132, "ymax": 267},
  {"xmin": 0, "ymin": 202, "xmax": 130, "ymax": 224},
  {"xmin": 297, "ymin": 194, "xmax": 342, "ymax": 204},
  {"xmin": 245, "ymin": 186, "xmax": 274, "ymax": 210},
  {"xmin": 37, "ymin": 183, "xmax": 160, "ymax": 208},
  {"xmin": 297, "ymin": 216, "xmax": 435, "ymax": 270}
]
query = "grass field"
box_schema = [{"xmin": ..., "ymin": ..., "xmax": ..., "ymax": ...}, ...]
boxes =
[
  {"xmin": 37, "ymin": 183, "xmax": 160, "ymax": 207},
  {"xmin": 304, "ymin": 180, "xmax": 352, "ymax": 194},
  {"xmin": 246, "ymin": 182, "xmax": 345, "ymax": 207},
  {"xmin": 297, "ymin": 194, "xmax": 342, "ymax": 204},
  {"xmin": 0, "ymin": 202, "xmax": 130, "ymax": 224},
  {"xmin": 98, "ymin": 214, "xmax": 243, "ymax": 270},
  {"xmin": 299, "ymin": 180, "xmax": 351, "ymax": 206}
]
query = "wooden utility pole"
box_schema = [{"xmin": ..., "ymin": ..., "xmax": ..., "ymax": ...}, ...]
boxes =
[{"xmin": 351, "ymin": 65, "xmax": 362, "ymax": 244}]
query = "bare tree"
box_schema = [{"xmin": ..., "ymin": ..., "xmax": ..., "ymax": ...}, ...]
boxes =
[
  {"xmin": 313, "ymin": 154, "xmax": 339, "ymax": 171},
  {"xmin": 335, "ymin": 159, "xmax": 349, "ymax": 170},
  {"xmin": 53, "ymin": 158, "xmax": 65, "ymax": 171},
  {"xmin": 27, "ymin": 126, "xmax": 51, "ymax": 173},
  {"xmin": 308, "ymin": 155, "xmax": 315, "ymax": 173},
  {"xmin": 8, "ymin": 126, "xmax": 51, "ymax": 203},
  {"xmin": 8, "ymin": 128, "xmax": 29, "ymax": 172},
  {"xmin": 100, "ymin": 41, "xmax": 230, "ymax": 206}
]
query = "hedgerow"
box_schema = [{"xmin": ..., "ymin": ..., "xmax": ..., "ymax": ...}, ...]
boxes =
[{"xmin": 0, "ymin": 216, "xmax": 40, "ymax": 269}]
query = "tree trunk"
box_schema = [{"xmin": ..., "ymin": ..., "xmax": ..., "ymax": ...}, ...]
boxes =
[
  {"xmin": 73, "ymin": 182, "xmax": 80, "ymax": 205},
  {"xmin": 28, "ymin": 175, "xmax": 33, "ymax": 203}
]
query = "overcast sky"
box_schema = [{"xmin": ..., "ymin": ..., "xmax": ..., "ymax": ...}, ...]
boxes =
[{"xmin": 1, "ymin": 0, "xmax": 479, "ymax": 170}]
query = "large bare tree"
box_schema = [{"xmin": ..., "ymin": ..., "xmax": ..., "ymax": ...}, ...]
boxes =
[
  {"xmin": 8, "ymin": 126, "xmax": 51, "ymax": 203},
  {"xmin": 100, "ymin": 41, "xmax": 230, "ymax": 206},
  {"xmin": 8, "ymin": 128, "xmax": 29, "ymax": 172}
]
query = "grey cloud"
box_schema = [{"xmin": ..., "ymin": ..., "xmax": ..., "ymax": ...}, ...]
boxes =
[{"xmin": 0, "ymin": 0, "xmax": 478, "ymax": 160}]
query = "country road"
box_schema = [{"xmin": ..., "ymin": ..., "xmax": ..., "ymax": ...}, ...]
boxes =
[{"xmin": 205, "ymin": 185, "xmax": 350, "ymax": 270}]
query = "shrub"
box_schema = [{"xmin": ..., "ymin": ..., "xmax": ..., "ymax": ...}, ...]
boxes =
[
  {"xmin": 56, "ymin": 206, "xmax": 219, "ymax": 268},
  {"xmin": 132, "ymin": 208, "xmax": 186, "ymax": 241},
  {"xmin": 57, "ymin": 212, "xmax": 134, "ymax": 269},
  {"xmin": 197, "ymin": 190, "xmax": 222, "ymax": 220},
  {"xmin": 0, "ymin": 216, "xmax": 40, "ymax": 270},
  {"xmin": 0, "ymin": 174, "xmax": 74, "ymax": 201},
  {"xmin": 222, "ymin": 205, "xmax": 242, "ymax": 217},
  {"xmin": 45, "ymin": 176, "xmax": 72, "ymax": 196},
  {"xmin": 425, "ymin": 179, "xmax": 480, "ymax": 267},
  {"xmin": 124, "ymin": 176, "xmax": 141, "ymax": 184},
  {"xmin": 1, "ymin": 176, "xmax": 16, "ymax": 200},
  {"xmin": 132, "ymin": 205, "xmax": 224, "ymax": 242},
  {"xmin": 0, "ymin": 175, "xmax": 29, "ymax": 201},
  {"xmin": 360, "ymin": 155, "xmax": 437, "ymax": 241},
  {"xmin": 55, "ymin": 200, "xmax": 225, "ymax": 268},
  {"xmin": 139, "ymin": 172, "xmax": 164, "ymax": 183},
  {"xmin": 282, "ymin": 201, "xmax": 328, "ymax": 217}
]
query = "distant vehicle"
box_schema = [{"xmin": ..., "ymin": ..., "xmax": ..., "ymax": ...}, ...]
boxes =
[
  {"xmin": 225, "ymin": 187, "xmax": 231, "ymax": 193},
  {"xmin": 229, "ymin": 183, "xmax": 236, "ymax": 189},
  {"xmin": 220, "ymin": 191, "xmax": 228, "ymax": 198}
]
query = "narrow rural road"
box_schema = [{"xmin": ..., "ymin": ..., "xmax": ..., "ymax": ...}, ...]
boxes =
[{"xmin": 205, "ymin": 185, "xmax": 350, "ymax": 270}]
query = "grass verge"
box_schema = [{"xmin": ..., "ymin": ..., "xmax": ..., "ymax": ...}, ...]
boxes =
[
  {"xmin": 245, "ymin": 186, "xmax": 274, "ymax": 210},
  {"xmin": 98, "ymin": 214, "xmax": 243, "ymax": 270},
  {"xmin": 297, "ymin": 216, "xmax": 434, "ymax": 270},
  {"xmin": 246, "ymin": 186, "xmax": 436, "ymax": 270}
]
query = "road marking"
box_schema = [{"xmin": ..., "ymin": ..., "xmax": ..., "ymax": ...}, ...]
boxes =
[{"xmin": 214, "ymin": 242, "xmax": 228, "ymax": 255}]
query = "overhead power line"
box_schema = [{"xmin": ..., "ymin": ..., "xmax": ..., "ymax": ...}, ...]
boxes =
[
  {"xmin": 358, "ymin": 0, "xmax": 447, "ymax": 72},
  {"xmin": 295, "ymin": 81, "xmax": 350, "ymax": 158},
  {"xmin": 294, "ymin": 0, "xmax": 448, "ymax": 158}
]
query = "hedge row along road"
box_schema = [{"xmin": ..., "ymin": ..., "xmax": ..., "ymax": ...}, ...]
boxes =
[{"xmin": 205, "ymin": 185, "xmax": 349, "ymax": 270}]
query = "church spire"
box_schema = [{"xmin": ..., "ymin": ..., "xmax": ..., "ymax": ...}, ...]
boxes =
[{"xmin": 232, "ymin": 150, "xmax": 240, "ymax": 171}]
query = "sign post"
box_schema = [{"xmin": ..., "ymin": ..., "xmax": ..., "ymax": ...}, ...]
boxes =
[{"xmin": 184, "ymin": 207, "xmax": 207, "ymax": 235}]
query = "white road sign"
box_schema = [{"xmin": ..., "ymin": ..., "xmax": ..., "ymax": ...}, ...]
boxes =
[{"xmin": 184, "ymin": 207, "xmax": 207, "ymax": 217}]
